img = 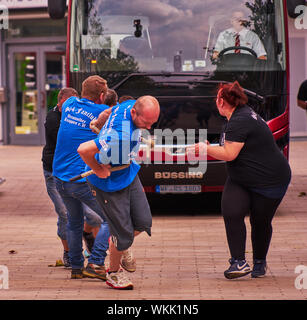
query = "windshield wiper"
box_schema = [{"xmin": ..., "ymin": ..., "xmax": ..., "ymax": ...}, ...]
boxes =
[
  {"xmin": 112, "ymin": 73, "xmax": 264, "ymax": 103},
  {"xmin": 244, "ymin": 88, "xmax": 264, "ymax": 103},
  {"xmin": 112, "ymin": 72, "xmax": 212, "ymax": 89}
]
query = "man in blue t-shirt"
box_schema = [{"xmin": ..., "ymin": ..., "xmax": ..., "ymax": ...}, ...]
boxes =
[
  {"xmin": 53, "ymin": 75, "xmax": 111, "ymax": 280},
  {"xmin": 78, "ymin": 96, "xmax": 160, "ymax": 290}
]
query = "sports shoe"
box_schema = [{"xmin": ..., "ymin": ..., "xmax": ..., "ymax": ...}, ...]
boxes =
[
  {"xmin": 83, "ymin": 231, "xmax": 95, "ymax": 254},
  {"xmin": 120, "ymin": 248, "xmax": 136, "ymax": 272},
  {"xmin": 63, "ymin": 250, "xmax": 71, "ymax": 268},
  {"xmin": 71, "ymin": 268, "xmax": 83, "ymax": 279},
  {"xmin": 106, "ymin": 269, "xmax": 133, "ymax": 290},
  {"xmin": 82, "ymin": 263, "xmax": 106, "ymax": 281},
  {"xmin": 0, "ymin": 178, "xmax": 5, "ymax": 186},
  {"xmin": 224, "ymin": 258, "xmax": 252, "ymax": 279},
  {"xmin": 251, "ymin": 259, "xmax": 267, "ymax": 278},
  {"xmin": 83, "ymin": 249, "xmax": 91, "ymax": 259}
]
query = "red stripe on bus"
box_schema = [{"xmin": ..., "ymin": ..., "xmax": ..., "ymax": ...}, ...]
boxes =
[
  {"xmin": 267, "ymin": 112, "xmax": 289, "ymax": 133},
  {"xmin": 272, "ymin": 125, "xmax": 289, "ymax": 141},
  {"xmin": 66, "ymin": 1, "xmax": 72, "ymax": 87}
]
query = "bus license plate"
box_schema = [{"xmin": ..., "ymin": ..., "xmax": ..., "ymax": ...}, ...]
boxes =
[{"xmin": 156, "ymin": 185, "xmax": 201, "ymax": 194}]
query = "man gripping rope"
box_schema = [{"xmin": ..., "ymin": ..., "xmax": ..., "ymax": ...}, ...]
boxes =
[
  {"xmin": 78, "ymin": 96, "xmax": 160, "ymax": 290},
  {"xmin": 53, "ymin": 76, "xmax": 111, "ymax": 280}
]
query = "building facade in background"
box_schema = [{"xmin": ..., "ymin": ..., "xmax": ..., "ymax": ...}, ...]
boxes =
[
  {"xmin": 0, "ymin": 1, "xmax": 307, "ymax": 145},
  {"xmin": 289, "ymin": 6, "xmax": 307, "ymax": 137},
  {"xmin": 0, "ymin": 0, "xmax": 67, "ymax": 145}
]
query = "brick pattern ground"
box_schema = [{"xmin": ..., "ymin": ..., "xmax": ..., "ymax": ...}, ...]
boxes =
[{"xmin": 0, "ymin": 142, "xmax": 307, "ymax": 300}]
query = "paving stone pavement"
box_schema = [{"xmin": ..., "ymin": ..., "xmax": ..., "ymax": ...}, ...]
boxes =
[{"xmin": 0, "ymin": 141, "xmax": 307, "ymax": 300}]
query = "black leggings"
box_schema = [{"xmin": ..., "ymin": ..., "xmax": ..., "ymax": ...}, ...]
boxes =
[{"xmin": 222, "ymin": 178, "xmax": 283, "ymax": 261}]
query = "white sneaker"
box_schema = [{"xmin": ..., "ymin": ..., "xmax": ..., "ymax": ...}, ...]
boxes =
[
  {"xmin": 120, "ymin": 248, "xmax": 136, "ymax": 272},
  {"xmin": 106, "ymin": 269, "xmax": 133, "ymax": 290}
]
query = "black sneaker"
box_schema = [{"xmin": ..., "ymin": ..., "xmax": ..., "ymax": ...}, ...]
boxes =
[
  {"xmin": 83, "ymin": 231, "xmax": 95, "ymax": 254},
  {"xmin": 71, "ymin": 268, "xmax": 83, "ymax": 279},
  {"xmin": 251, "ymin": 259, "xmax": 267, "ymax": 278},
  {"xmin": 224, "ymin": 258, "xmax": 252, "ymax": 279},
  {"xmin": 63, "ymin": 250, "xmax": 71, "ymax": 268}
]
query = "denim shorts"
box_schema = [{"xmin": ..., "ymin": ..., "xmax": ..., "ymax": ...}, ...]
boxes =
[{"xmin": 88, "ymin": 175, "xmax": 152, "ymax": 251}]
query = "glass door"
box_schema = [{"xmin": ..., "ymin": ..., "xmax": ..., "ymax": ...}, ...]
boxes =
[
  {"xmin": 45, "ymin": 52, "xmax": 66, "ymax": 113},
  {"xmin": 8, "ymin": 45, "xmax": 66, "ymax": 145},
  {"xmin": 9, "ymin": 48, "xmax": 40, "ymax": 144}
]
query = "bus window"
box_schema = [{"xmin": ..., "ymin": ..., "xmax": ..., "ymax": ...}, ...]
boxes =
[
  {"xmin": 210, "ymin": 1, "xmax": 286, "ymax": 72},
  {"xmin": 70, "ymin": 0, "xmax": 286, "ymax": 75}
]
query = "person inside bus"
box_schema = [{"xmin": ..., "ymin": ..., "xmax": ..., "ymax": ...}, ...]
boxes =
[
  {"xmin": 186, "ymin": 81, "xmax": 291, "ymax": 280},
  {"xmin": 212, "ymin": 11, "xmax": 267, "ymax": 60}
]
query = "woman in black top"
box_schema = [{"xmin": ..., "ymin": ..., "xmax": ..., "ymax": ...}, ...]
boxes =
[{"xmin": 187, "ymin": 81, "xmax": 291, "ymax": 279}]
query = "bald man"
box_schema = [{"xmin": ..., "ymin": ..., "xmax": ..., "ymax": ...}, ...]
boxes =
[{"xmin": 78, "ymin": 96, "xmax": 160, "ymax": 290}]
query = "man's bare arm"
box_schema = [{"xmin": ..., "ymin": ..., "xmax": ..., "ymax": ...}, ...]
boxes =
[
  {"xmin": 77, "ymin": 140, "xmax": 111, "ymax": 178},
  {"xmin": 186, "ymin": 140, "xmax": 244, "ymax": 161},
  {"xmin": 297, "ymin": 99, "xmax": 307, "ymax": 110},
  {"xmin": 90, "ymin": 107, "xmax": 113, "ymax": 132}
]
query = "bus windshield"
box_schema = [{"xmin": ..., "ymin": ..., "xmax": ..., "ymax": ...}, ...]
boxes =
[{"xmin": 70, "ymin": 0, "xmax": 286, "ymax": 75}]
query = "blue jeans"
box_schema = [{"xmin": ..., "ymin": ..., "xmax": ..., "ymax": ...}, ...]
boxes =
[
  {"xmin": 43, "ymin": 170, "xmax": 103, "ymax": 238},
  {"xmin": 83, "ymin": 205, "xmax": 103, "ymax": 227},
  {"xmin": 43, "ymin": 169, "xmax": 68, "ymax": 240},
  {"xmin": 55, "ymin": 178, "xmax": 110, "ymax": 269}
]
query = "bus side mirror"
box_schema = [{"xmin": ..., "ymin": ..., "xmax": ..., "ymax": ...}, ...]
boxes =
[
  {"xmin": 48, "ymin": 0, "xmax": 66, "ymax": 19},
  {"xmin": 287, "ymin": 0, "xmax": 306, "ymax": 18}
]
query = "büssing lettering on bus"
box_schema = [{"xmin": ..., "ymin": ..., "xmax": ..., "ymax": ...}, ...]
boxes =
[{"xmin": 154, "ymin": 172, "xmax": 204, "ymax": 179}]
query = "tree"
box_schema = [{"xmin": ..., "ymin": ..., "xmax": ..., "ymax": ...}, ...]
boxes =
[{"xmin": 82, "ymin": 2, "xmax": 139, "ymax": 82}]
